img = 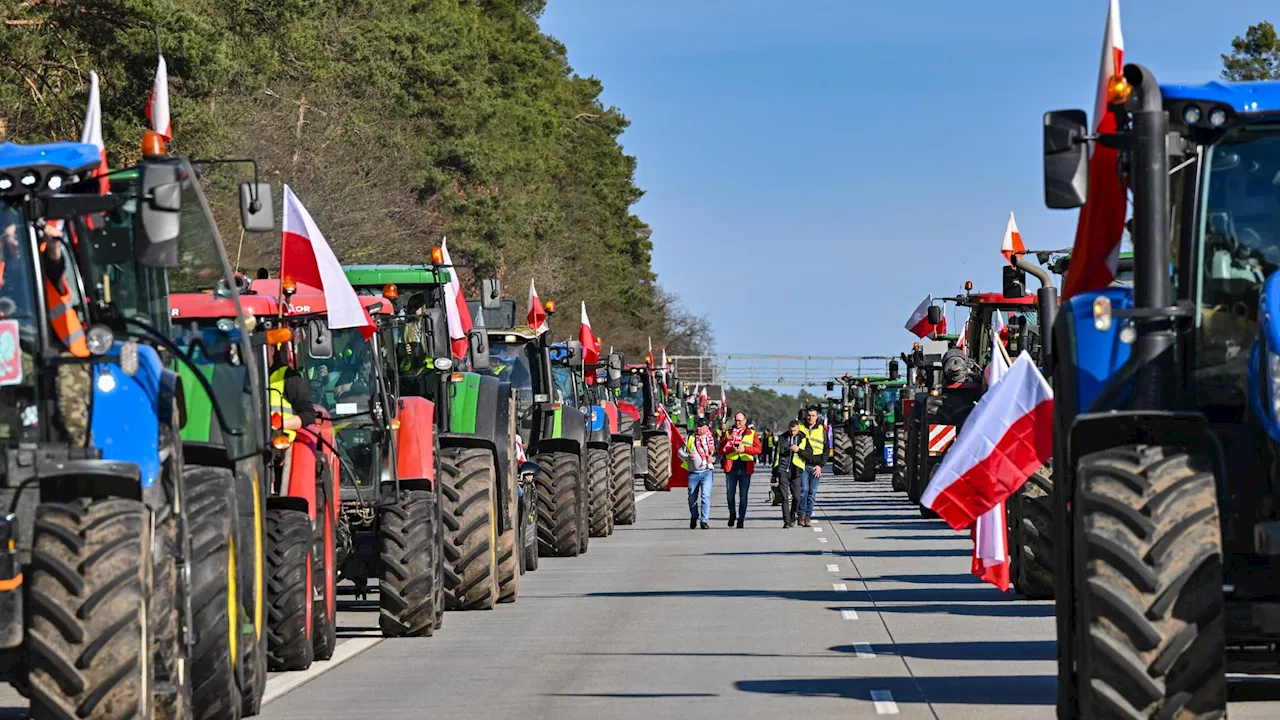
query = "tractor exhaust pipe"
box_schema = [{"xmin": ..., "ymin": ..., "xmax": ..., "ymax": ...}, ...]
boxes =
[{"xmin": 1013, "ymin": 254, "xmax": 1058, "ymax": 368}]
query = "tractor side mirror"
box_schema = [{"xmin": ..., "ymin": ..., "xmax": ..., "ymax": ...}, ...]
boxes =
[
  {"xmin": 239, "ymin": 181, "xmax": 275, "ymax": 233},
  {"xmin": 889, "ymin": 359, "xmax": 900, "ymax": 380},
  {"xmin": 426, "ymin": 307, "xmax": 450, "ymax": 361},
  {"xmin": 468, "ymin": 328, "xmax": 491, "ymax": 371},
  {"xmin": 926, "ymin": 305, "xmax": 943, "ymax": 326},
  {"xmin": 306, "ymin": 319, "xmax": 333, "ymax": 359},
  {"xmin": 826, "ymin": 381, "xmax": 834, "ymax": 391},
  {"xmin": 137, "ymin": 162, "xmax": 182, "ymax": 268},
  {"xmin": 1003, "ymin": 265, "xmax": 1027, "ymax": 298},
  {"xmin": 607, "ymin": 352, "xmax": 623, "ymax": 388},
  {"xmin": 481, "ymin": 278, "xmax": 502, "ymax": 310},
  {"xmin": 1044, "ymin": 109, "xmax": 1090, "ymax": 210},
  {"xmin": 567, "ymin": 339, "xmax": 584, "ymax": 368}
]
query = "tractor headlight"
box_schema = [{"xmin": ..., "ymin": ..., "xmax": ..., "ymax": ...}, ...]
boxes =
[
  {"xmin": 45, "ymin": 173, "xmax": 65, "ymax": 191},
  {"xmin": 0, "ymin": 175, "xmax": 13, "ymax": 191},
  {"xmin": 19, "ymin": 172, "xmax": 37, "ymax": 188},
  {"xmin": 1209, "ymin": 108, "xmax": 1229, "ymax": 128},
  {"xmin": 1183, "ymin": 105, "xmax": 1202, "ymax": 126},
  {"xmin": 1269, "ymin": 350, "xmax": 1280, "ymax": 422}
]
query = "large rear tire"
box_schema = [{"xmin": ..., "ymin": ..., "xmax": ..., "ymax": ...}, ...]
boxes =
[
  {"xmin": 611, "ymin": 442, "xmax": 636, "ymax": 525},
  {"xmin": 184, "ymin": 466, "xmax": 243, "ymax": 720},
  {"xmin": 588, "ymin": 447, "xmax": 613, "ymax": 537},
  {"xmin": 831, "ymin": 427, "xmax": 854, "ymax": 476},
  {"xmin": 27, "ymin": 499, "xmax": 156, "ymax": 720},
  {"xmin": 643, "ymin": 434, "xmax": 671, "ymax": 491},
  {"xmin": 265, "ymin": 509, "xmax": 313, "ymax": 671},
  {"xmin": 380, "ymin": 490, "xmax": 438, "ymax": 635},
  {"xmin": 1074, "ymin": 445, "xmax": 1225, "ymax": 719},
  {"xmin": 852, "ymin": 434, "xmax": 876, "ymax": 482},
  {"xmin": 1010, "ymin": 465, "xmax": 1055, "ymax": 600},
  {"xmin": 891, "ymin": 431, "xmax": 907, "ymax": 493},
  {"xmin": 311, "ymin": 486, "xmax": 336, "ymax": 660},
  {"xmin": 497, "ymin": 455, "xmax": 521, "ymax": 603},
  {"xmin": 439, "ymin": 447, "xmax": 498, "ymax": 611},
  {"xmin": 535, "ymin": 451, "xmax": 583, "ymax": 558}
]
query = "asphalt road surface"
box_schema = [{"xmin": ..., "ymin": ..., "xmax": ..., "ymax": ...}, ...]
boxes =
[{"xmin": 3, "ymin": 473, "xmax": 1279, "ymax": 718}]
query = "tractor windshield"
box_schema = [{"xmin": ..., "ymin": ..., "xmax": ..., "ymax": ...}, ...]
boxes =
[
  {"xmin": 306, "ymin": 327, "xmax": 386, "ymax": 491},
  {"xmin": 620, "ymin": 372, "xmax": 648, "ymax": 409},
  {"xmin": 551, "ymin": 364, "xmax": 582, "ymax": 406},
  {"xmin": 1193, "ymin": 127, "xmax": 1280, "ymax": 411},
  {"xmin": 0, "ymin": 200, "xmax": 41, "ymax": 444},
  {"xmin": 487, "ymin": 339, "xmax": 539, "ymax": 407},
  {"xmin": 168, "ymin": 314, "xmax": 259, "ymax": 460},
  {"xmin": 875, "ymin": 387, "xmax": 898, "ymax": 414}
]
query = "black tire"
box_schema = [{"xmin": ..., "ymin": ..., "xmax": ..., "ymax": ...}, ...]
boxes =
[
  {"xmin": 238, "ymin": 635, "xmax": 266, "ymax": 719},
  {"xmin": 831, "ymin": 427, "xmax": 854, "ymax": 476},
  {"xmin": 535, "ymin": 451, "xmax": 583, "ymax": 558},
  {"xmin": 891, "ymin": 431, "xmax": 907, "ymax": 493},
  {"xmin": 184, "ymin": 466, "xmax": 243, "ymax": 720},
  {"xmin": 431, "ymin": 435, "xmax": 445, "ymax": 630},
  {"xmin": 311, "ymin": 489, "xmax": 336, "ymax": 660},
  {"xmin": 610, "ymin": 442, "xmax": 636, "ymax": 525},
  {"xmin": 904, "ymin": 396, "xmax": 927, "ymax": 504},
  {"xmin": 1010, "ymin": 465, "xmax": 1054, "ymax": 600},
  {"xmin": 439, "ymin": 446, "xmax": 498, "ymax": 611},
  {"xmin": 521, "ymin": 475, "xmax": 539, "ymax": 572},
  {"xmin": 852, "ymin": 434, "xmax": 876, "ymax": 482},
  {"xmin": 380, "ymin": 490, "xmax": 438, "ymax": 635},
  {"xmin": 265, "ymin": 509, "xmax": 313, "ymax": 671},
  {"xmin": 497, "ymin": 455, "xmax": 521, "ymax": 603},
  {"xmin": 588, "ymin": 447, "xmax": 613, "ymax": 537},
  {"xmin": 1073, "ymin": 445, "xmax": 1225, "ymax": 719},
  {"xmin": 151, "ymin": 502, "xmax": 189, "ymax": 720},
  {"xmin": 643, "ymin": 434, "xmax": 672, "ymax": 491},
  {"xmin": 27, "ymin": 499, "xmax": 156, "ymax": 720}
]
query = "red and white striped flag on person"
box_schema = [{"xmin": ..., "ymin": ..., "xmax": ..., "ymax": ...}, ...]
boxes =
[
  {"xmin": 905, "ymin": 295, "xmax": 936, "ymax": 338},
  {"xmin": 1063, "ymin": 0, "xmax": 1127, "ymax": 299},
  {"xmin": 147, "ymin": 55, "xmax": 172, "ymax": 141},
  {"xmin": 921, "ymin": 352, "xmax": 1053, "ymax": 529},
  {"xmin": 439, "ymin": 238, "xmax": 474, "ymax": 360},
  {"xmin": 972, "ymin": 334, "xmax": 1013, "ymax": 590},
  {"xmin": 80, "ymin": 72, "xmax": 109, "ymax": 193},
  {"xmin": 527, "ymin": 279, "xmax": 548, "ymax": 335},
  {"xmin": 281, "ymin": 185, "xmax": 375, "ymax": 338}
]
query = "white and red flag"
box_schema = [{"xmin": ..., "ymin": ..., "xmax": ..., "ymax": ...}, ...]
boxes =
[
  {"xmin": 147, "ymin": 55, "xmax": 172, "ymax": 141},
  {"xmin": 526, "ymin": 279, "xmax": 548, "ymax": 335},
  {"xmin": 921, "ymin": 352, "xmax": 1054, "ymax": 529},
  {"xmin": 1001, "ymin": 212, "xmax": 1026, "ymax": 263},
  {"xmin": 956, "ymin": 320, "xmax": 969, "ymax": 351},
  {"xmin": 579, "ymin": 301, "xmax": 600, "ymax": 366},
  {"xmin": 281, "ymin": 185, "xmax": 375, "ymax": 338},
  {"xmin": 80, "ymin": 71, "xmax": 109, "ymax": 193},
  {"xmin": 1063, "ymin": 0, "xmax": 1127, "ymax": 299},
  {"xmin": 439, "ymin": 238, "xmax": 474, "ymax": 359},
  {"xmin": 972, "ymin": 334, "xmax": 1013, "ymax": 590},
  {"xmin": 929, "ymin": 314, "xmax": 948, "ymax": 339},
  {"xmin": 905, "ymin": 295, "xmax": 936, "ymax": 338}
]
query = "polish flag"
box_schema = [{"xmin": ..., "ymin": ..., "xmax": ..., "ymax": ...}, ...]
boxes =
[
  {"xmin": 579, "ymin": 302, "xmax": 600, "ymax": 366},
  {"xmin": 527, "ymin": 279, "xmax": 548, "ymax": 335},
  {"xmin": 1063, "ymin": 0, "xmax": 1127, "ymax": 299},
  {"xmin": 905, "ymin": 295, "xmax": 936, "ymax": 338},
  {"xmin": 439, "ymin": 238, "xmax": 474, "ymax": 359},
  {"xmin": 146, "ymin": 55, "xmax": 172, "ymax": 141},
  {"xmin": 921, "ymin": 353, "xmax": 1054, "ymax": 529},
  {"xmin": 993, "ymin": 309, "xmax": 1009, "ymax": 344},
  {"xmin": 80, "ymin": 71, "xmax": 109, "ymax": 193},
  {"xmin": 1001, "ymin": 212, "xmax": 1026, "ymax": 263},
  {"xmin": 929, "ymin": 314, "xmax": 948, "ymax": 339},
  {"xmin": 281, "ymin": 186, "xmax": 376, "ymax": 338},
  {"xmin": 973, "ymin": 334, "xmax": 1012, "ymax": 590},
  {"xmin": 956, "ymin": 320, "xmax": 969, "ymax": 351}
]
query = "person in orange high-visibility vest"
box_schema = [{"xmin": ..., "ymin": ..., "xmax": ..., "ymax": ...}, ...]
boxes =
[
  {"xmin": 718, "ymin": 411, "xmax": 761, "ymax": 528},
  {"xmin": 39, "ymin": 220, "xmax": 88, "ymax": 357}
]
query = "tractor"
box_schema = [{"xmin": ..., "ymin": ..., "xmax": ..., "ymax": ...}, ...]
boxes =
[
  {"xmin": 621, "ymin": 364, "xmax": 673, "ymax": 491},
  {"xmin": 599, "ymin": 358, "xmax": 640, "ymax": 525},
  {"xmin": 347, "ymin": 266, "xmax": 523, "ymax": 607},
  {"xmin": 1041, "ymin": 66, "xmax": 1280, "ymax": 716},
  {"xmin": 0, "ymin": 141, "xmax": 273, "ymax": 719},
  {"xmin": 586, "ymin": 355, "xmax": 630, "ymax": 533}
]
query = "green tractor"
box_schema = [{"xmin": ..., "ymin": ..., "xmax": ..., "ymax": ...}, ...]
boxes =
[
  {"xmin": 828, "ymin": 371, "xmax": 903, "ymax": 481},
  {"xmin": 344, "ymin": 265, "xmax": 523, "ymax": 608}
]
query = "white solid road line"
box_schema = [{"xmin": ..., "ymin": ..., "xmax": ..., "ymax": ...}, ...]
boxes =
[
  {"xmin": 825, "ymin": 564, "xmax": 839, "ymax": 572},
  {"xmin": 854, "ymin": 642, "xmax": 875, "ymax": 658},
  {"xmin": 263, "ymin": 637, "xmax": 383, "ymax": 706},
  {"xmin": 635, "ymin": 490, "xmax": 656, "ymax": 502},
  {"xmin": 832, "ymin": 583, "xmax": 848, "ymax": 591},
  {"xmin": 840, "ymin": 609, "xmax": 859, "ymax": 620},
  {"xmin": 870, "ymin": 689, "xmax": 900, "ymax": 714}
]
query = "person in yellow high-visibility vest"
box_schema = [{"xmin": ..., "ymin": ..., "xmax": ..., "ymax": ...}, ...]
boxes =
[
  {"xmin": 269, "ymin": 344, "xmax": 315, "ymax": 439},
  {"xmin": 789, "ymin": 406, "xmax": 829, "ymax": 527},
  {"xmin": 678, "ymin": 420, "xmax": 716, "ymax": 529},
  {"xmin": 718, "ymin": 411, "xmax": 761, "ymax": 528}
]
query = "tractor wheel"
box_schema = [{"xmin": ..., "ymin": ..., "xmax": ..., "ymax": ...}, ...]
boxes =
[
  {"xmin": 891, "ymin": 431, "xmax": 907, "ymax": 493},
  {"xmin": 311, "ymin": 486, "xmax": 336, "ymax": 660},
  {"xmin": 535, "ymin": 451, "xmax": 583, "ymax": 558},
  {"xmin": 643, "ymin": 434, "xmax": 672, "ymax": 491},
  {"xmin": 611, "ymin": 441, "xmax": 636, "ymax": 525},
  {"xmin": 904, "ymin": 397, "xmax": 927, "ymax": 504},
  {"xmin": 1010, "ymin": 465, "xmax": 1055, "ymax": 600},
  {"xmin": 151, "ymin": 502, "xmax": 189, "ymax": 720},
  {"xmin": 27, "ymin": 498, "xmax": 159, "ymax": 720},
  {"xmin": 431, "ymin": 435, "xmax": 445, "ymax": 630},
  {"xmin": 852, "ymin": 434, "xmax": 877, "ymax": 482},
  {"xmin": 831, "ymin": 428, "xmax": 854, "ymax": 476},
  {"xmin": 439, "ymin": 446, "xmax": 498, "ymax": 611},
  {"xmin": 184, "ymin": 466, "xmax": 243, "ymax": 720},
  {"xmin": 265, "ymin": 509, "xmax": 314, "ymax": 671},
  {"xmin": 1073, "ymin": 445, "xmax": 1225, "ymax": 719},
  {"xmin": 521, "ymin": 473, "xmax": 539, "ymax": 573},
  {"xmin": 588, "ymin": 447, "xmax": 613, "ymax": 537},
  {"xmin": 380, "ymin": 490, "xmax": 438, "ymax": 635},
  {"xmin": 497, "ymin": 456, "xmax": 521, "ymax": 603}
]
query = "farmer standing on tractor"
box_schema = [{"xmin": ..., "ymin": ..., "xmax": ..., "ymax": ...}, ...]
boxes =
[
  {"xmin": 679, "ymin": 419, "xmax": 716, "ymax": 529},
  {"xmin": 791, "ymin": 406, "xmax": 829, "ymax": 527},
  {"xmin": 719, "ymin": 411, "xmax": 761, "ymax": 528}
]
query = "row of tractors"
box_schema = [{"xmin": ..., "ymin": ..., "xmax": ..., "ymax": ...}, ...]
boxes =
[
  {"xmin": 829, "ymin": 64, "xmax": 1280, "ymax": 719},
  {"xmin": 0, "ymin": 137, "xmax": 686, "ymax": 720}
]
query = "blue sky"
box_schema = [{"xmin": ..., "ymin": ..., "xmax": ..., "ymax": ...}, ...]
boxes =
[{"xmin": 538, "ymin": 0, "xmax": 1273, "ymax": 358}]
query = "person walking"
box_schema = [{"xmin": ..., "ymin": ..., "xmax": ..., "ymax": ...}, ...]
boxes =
[
  {"xmin": 678, "ymin": 420, "xmax": 716, "ymax": 529},
  {"xmin": 790, "ymin": 406, "xmax": 829, "ymax": 527},
  {"xmin": 759, "ymin": 428, "xmax": 775, "ymax": 466},
  {"xmin": 775, "ymin": 421, "xmax": 804, "ymax": 527},
  {"xmin": 720, "ymin": 412, "xmax": 761, "ymax": 528}
]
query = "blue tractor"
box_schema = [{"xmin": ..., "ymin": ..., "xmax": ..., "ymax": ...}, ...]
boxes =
[
  {"xmin": 1043, "ymin": 68, "xmax": 1280, "ymax": 717},
  {"xmin": 0, "ymin": 141, "xmax": 272, "ymax": 719}
]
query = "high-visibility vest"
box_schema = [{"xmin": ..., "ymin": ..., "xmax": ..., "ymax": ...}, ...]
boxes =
[
  {"xmin": 40, "ymin": 243, "xmax": 88, "ymax": 358},
  {"xmin": 269, "ymin": 366, "xmax": 298, "ymax": 441},
  {"xmin": 725, "ymin": 429, "xmax": 757, "ymax": 462},
  {"xmin": 793, "ymin": 423, "xmax": 827, "ymax": 470},
  {"xmin": 681, "ymin": 435, "xmax": 714, "ymax": 471}
]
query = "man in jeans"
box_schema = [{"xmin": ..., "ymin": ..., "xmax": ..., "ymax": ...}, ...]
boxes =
[
  {"xmin": 719, "ymin": 412, "xmax": 761, "ymax": 528},
  {"xmin": 790, "ymin": 406, "xmax": 829, "ymax": 527},
  {"xmin": 679, "ymin": 420, "xmax": 717, "ymax": 529},
  {"xmin": 774, "ymin": 420, "xmax": 804, "ymax": 527}
]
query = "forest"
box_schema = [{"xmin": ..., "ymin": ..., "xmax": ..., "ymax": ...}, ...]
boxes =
[{"xmin": 0, "ymin": 0, "xmax": 711, "ymax": 357}]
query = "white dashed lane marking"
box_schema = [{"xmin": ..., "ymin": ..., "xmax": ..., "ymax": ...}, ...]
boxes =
[
  {"xmin": 854, "ymin": 642, "xmax": 875, "ymax": 658},
  {"xmin": 635, "ymin": 491, "xmax": 656, "ymax": 502},
  {"xmin": 825, "ymin": 564, "xmax": 839, "ymax": 572},
  {"xmin": 812, "ymin": 526, "xmax": 823, "ymax": 532},
  {"xmin": 840, "ymin": 609, "xmax": 859, "ymax": 620},
  {"xmin": 871, "ymin": 690, "xmax": 899, "ymax": 714},
  {"xmin": 817, "ymin": 537, "xmax": 828, "ymax": 543},
  {"xmin": 832, "ymin": 583, "xmax": 848, "ymax": 591}
]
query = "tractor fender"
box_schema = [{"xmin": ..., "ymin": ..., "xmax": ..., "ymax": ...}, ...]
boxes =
[
  {"xmin": 587, "ymin": 405, "xmax": 610, "ymax": 448},
  {"xmin": 1065, "ymin": 410, "xmax": 1224, "ymax": 494},
  {"xmin": 602, "ymin": 402, "xmax": 620, "ymax": 435},
  {"xmin": 395, "ymin": 396, "xmax": 436, "ymax": 491},
  {"xmin": 158, "ymin": 367, "xmax": 182, "ymax": 430},
  {"xmin": 280, "ymin": 428, "xmax": 321, "ymax": 517},
  {"xmin": 90, "ymin": 345, "xmax": 165, "ymax": 489},
  {"xmin": 538, "ymin": 403, "xmax": 587, "ymax": 450}
]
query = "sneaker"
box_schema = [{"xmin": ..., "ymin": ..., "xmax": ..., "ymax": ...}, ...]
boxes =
[
  {"xmin": 783, "ymin": 522, "xmax": 793, "ymax": 529},
  {"xmin": 700, "ymin": 522, "xmax": 709, "ymax": 530},
  {"xmin": 690, "ymin": 517, "xmax": 698, "ymax": 529},
  {"xmin": 727, "ymin": 517, "xmax": 736, "ymax": 527},
  {"xmin": 736, "ymin": 519, "xmax": 744, "ymax": 529}
]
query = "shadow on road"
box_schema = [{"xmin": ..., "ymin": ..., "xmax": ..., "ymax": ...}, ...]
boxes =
[
  {"xmin": 866, "ymin": 602, "xmax": 1054, "ymax": 618},
  {"xmin": 735, "ymin": 674, "xmax": 1054, "ymax": 705},
  {"xmin": 831, "ymin": 639, "xmax": 1055, "ymax": 662}
]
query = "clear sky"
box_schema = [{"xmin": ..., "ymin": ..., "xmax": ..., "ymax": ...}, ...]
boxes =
[{"xmin": 538, "ymin": 0, "xmax": 1273, "ymax": 358}]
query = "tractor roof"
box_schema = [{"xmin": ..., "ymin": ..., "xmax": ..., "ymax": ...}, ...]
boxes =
[
  {"xmin": 1161, "ymin": 81, "xmax": 1280, "ymax": 115},
  {"xmin": 956, "ymin": 292, "xmax": 1037, "ymax": 308},
  {"xmin": 0, "ymin": 141, "xmax": 102, "ymax": 178},
  {"xmin": 170, "ymin": 278, "xmax": 388, "ymax": 321},
  {"xmin": 343, "ymin": 264, "xmax": 450, "ymax": 287}
]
